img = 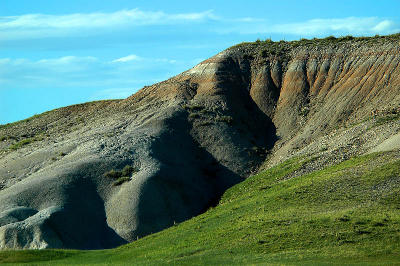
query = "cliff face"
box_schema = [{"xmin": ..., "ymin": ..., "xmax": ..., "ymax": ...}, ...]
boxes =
[{"xmin": 1, "ymin": 35, "xmax": 400, "ymax": 249}]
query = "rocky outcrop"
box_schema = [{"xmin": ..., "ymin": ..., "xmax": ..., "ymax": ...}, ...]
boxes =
[{"xmin": 1, "ymin": 35, "xmax": 400, "ymax": 249}]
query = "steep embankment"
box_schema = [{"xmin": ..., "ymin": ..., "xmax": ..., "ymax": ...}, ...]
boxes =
[{"xmin": 0, "ymin": 34, "xmax": 400, "ymax": 250}]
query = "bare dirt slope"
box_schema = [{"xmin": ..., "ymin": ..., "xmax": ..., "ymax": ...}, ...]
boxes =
[{"xmin": 1, "ymin": 34, "xmax": 400, "ymax": 249}]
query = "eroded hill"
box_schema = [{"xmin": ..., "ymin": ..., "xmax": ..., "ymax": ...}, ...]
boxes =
[{"xmin": 1, "ymin": 34, "xmax": 400, "ymax": 249}]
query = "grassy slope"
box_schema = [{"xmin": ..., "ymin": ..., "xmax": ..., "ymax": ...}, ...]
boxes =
[{"xmin": 1, "ymin": 152, "xmax": 400, "ymax": 265}]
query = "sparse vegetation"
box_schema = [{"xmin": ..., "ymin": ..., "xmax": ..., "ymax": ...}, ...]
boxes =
[
  {"xmin": 299, "ymin": 106, "xmax": 310, "ymax": 117},
  {"xmin": 325, "ymin": 35, "xmax": 337, "ymax": 41},
  {"xmin": 249, "ymin": 146, "xmax": 267, "ymax": 156},
  {"xmin": 183, "ymin": 104, "xmax": 214, "ymax": 121},
  {"xmin": 188, "ymin": 113, "xmax": 200, "ymax": 119},
  {"xmin": 215, "ymin": 115, "xmax": 233, "ymax": 124},
  {"xmin": 121, "ymin": 165, "xmax": 138, "ymax": 177},
  {"xmin": 259, "ymin": 42, "xmax": 288, "ymax": 58},
  {"xmin": 104, "ymin": 164, "xmax": 139, "ymax": 186},
  {"xmin": 339, "ymin": 35, "xmax": 355, "ymax": 41},
  {"xmin": 104, "ymin": 169, "xmax": 121, "ymax": 179},
  {"xmin": 320, "ymin": 145, "xmax": 329, "ymax": 152},
  {"xmin": 199, "ymin": 109, "xmax": 209, "ymax": 115},
  {"xmin": 182, "ymin": 104, "xmax": 204, "ymax": 112},
  {"xmin": 0, "ymin": 100, "xmax": 119, "ymax": 154},
  {"xmin": 374, "ymin": 113, "xmax": 400, "ymax": 127},
  {"xmin": 198, "ymin": 121, "xmax": 214, "ymax": 127},
  {"xmin": 232, "ymin": 33, "xmax": 400, "ymax": 60},
  {"xmin": 9, "ymin": 138, "xmax": 36, "ymax": 150},
  {"xmin": 113, "ymin": 177, "xmax": 131, "ymax": 186}
]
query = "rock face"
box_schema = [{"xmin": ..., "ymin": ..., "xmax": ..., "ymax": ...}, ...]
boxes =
[{"xmin": 1, "ymin": 35, "xmax": 400, "ymax": 249}]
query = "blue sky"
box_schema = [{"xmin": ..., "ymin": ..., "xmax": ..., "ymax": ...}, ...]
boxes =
[{"xmin": 1, "ymin": 0, "xmax": 400, "ymax": 124}]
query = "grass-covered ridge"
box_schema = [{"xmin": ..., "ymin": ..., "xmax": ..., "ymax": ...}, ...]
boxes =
[
  {"xmin": 228, "ymin": 33, "xmax": 400, "ymax": 62},
  {"xmin": 232, "ymin": 32, "xmax": 400, "ymax": 49},
  {"xmin": 1, "ymin": 152, "xmax": 400, "ymax": 265}
]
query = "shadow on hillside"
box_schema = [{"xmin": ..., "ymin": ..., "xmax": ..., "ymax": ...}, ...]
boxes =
[
  {"xmin": 132, "ymin": 111, "xmax": 242, "ymax": 239},
  {"xmin": 133, "ymin": 96, "xmax": 277, "ymax": 239},
  {"xmin": 47, "ymin": 163, "xmax": 128, "ymax": 249}
]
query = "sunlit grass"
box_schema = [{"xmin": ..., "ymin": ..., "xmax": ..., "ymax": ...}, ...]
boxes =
[{"xmin": 1, "ymin": 152, "xmax": 400, "ymax": 265}]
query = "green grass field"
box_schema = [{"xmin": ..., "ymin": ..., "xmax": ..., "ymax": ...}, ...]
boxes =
[{"xmin": 1, "ymin": 152, "xmax": 400, "ymax": 265}]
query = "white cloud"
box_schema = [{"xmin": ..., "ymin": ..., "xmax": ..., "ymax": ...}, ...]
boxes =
[
  {"xmin": 0, "ymin": 55, "xmax": 190, "ymax": 91},
  {"xmin": 111, "ymin": 55, "xmax": 179, "ymax": 65},
  {"xmin": 37, "ymin": 56, "xmax": 98, "ymax": 64},
  {"xmin": 0, "ymin": 56, "xmax": 98, "ymax": 66},
  {"xmin": 372, "ymin": 20, "xmax": 395, "ymax": 32},
  {"xmin": 0, "ymin": 9, "xmax": 217, "ymax": 40},
  {"xmin": 272, "ymin": 17, "xmax": 399, "ymax": 36},
  {"xmin": 154, "ymin": 58, "xmax": 177, "ymax": 64},
  {"xmin": 0, "ymin": 58, "xmax": 11, "ymax": 64},
  {"xmin": 3, "ymin": 8, "xmax": 396, "ymax": 42},
  {"xmin": 218, "ymin": 17, "xmax": 400, "ymax": 37},
  {"xmin": 112, "ymin": 54, "xmax": 141, "ymax": 63},
  {"xmin": 235, "ymin": 17, "xmax": 264, "ymax": 23}
]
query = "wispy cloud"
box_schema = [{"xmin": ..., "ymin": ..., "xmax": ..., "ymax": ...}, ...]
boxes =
[
  {"xmin": 112, "ymin": 54, "xmax": 142, "ymax": 63},
  {"xmin": 0, "ymin": 9, "xmax": 217, "ymax": 40},
  {"xmin": 2, "ymin": 8, "xmax": 397, "ymax": 42},
  {"xmin": 271, "ymin": 17, "xmax": 399, "ymax": 36},
  {"xmin": 0, "ymin": 56, "xmax": 100, "ymax": 79},
  {"xmin": 0, "ymin": 54, "xmax": 192, "ymax": 91},
  {"xmin": 37, "ymin": 55, "xmax": 98, "ymax": 63},
  {"xmin": 222, "ymin": 16, "xmax": 400, "ymax": 37}
]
